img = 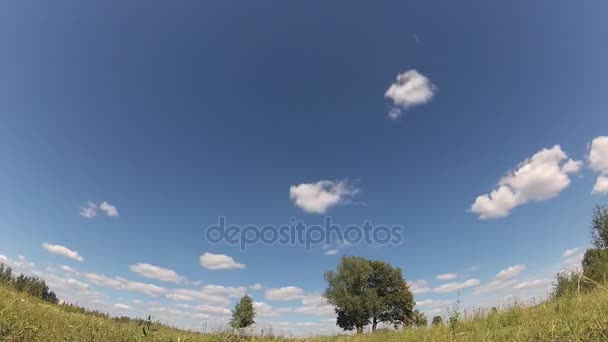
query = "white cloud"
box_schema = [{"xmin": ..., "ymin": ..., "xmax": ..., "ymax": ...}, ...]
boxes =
[
  {"xmin": 473, "ymin": 264, "xmax": 526, "ymax": 294},
  {"xmin": 113, "ymin": 303, "xmax": 133, "ymax": 311},
  {"xmin": 496, "ymin": 264, "xmax": 526, "ymax": 281},
  {"xmin": 85, "ymin": 273, "xmax": 167, "ymax": 297},
  {"xmin": 563, "ymin": 248, "xmax": 580, "ymax": 258},
  {"xmin": 471, "ymin": 145, "xmax": 582, "ymax": 219},
  {"xmin": 196, "ymin": 304, "xmax": 231, "ymax": 316},
  {"xmin": 588, "ymin": 136, "xmax": 608, "ymax": 194},
  {"xmin": 561, "ymin": 250, "xmax": 584, "ymax": 272},
  {"xmin": 200, "ymin": 253, "xmax": 245, "ymax": 270},
  {"xmin": 436, "ymin": 273, "xmax": 458, "ymax": 281},
  {"xmin": 295, "ymin": 295, "xmax": 334, "ymax": 316},
  {"xmin": 41, "ymin": 242, "xmax": 84, "ymax": 262},
  {"xmin": 249, "ymin": 283, "xmax": 263, "ymax": 291},
  {"xmin": 99, "ymin": 201, "xmax": 119, "ymax": 217},
  {"xmin": 254, "ymin": 302, "xmax": 280, "ymax": 317},
  {"xmin": 409, "ymin": 280, "xmax": 431, "ymax": 294},
  {"xmin": 384, "ymin": 69, "xmax": 435, "ymax": 119},
  {"xmin": 60, "ymin": 265, "xmax": 80, "ymax": 275},
  {"xmin": 513, "ymin": 279, "xmax": 552, "ymax": 290},
  {"xmin": 433, "ymin": 279, "xmax": 480, "ymax": 294},
  {"xmin": 265, "ymin": 286, "xmax": 305, "ymax": 301},
  {"xmin": 166, "ymin": 288, "xmax": 231, "ymax": 306},
  {"xmin": 324, "ymin": 249, "xmax": 339, "ymax": 256},
  {"xmin": 80, "ymin": 201, "xmax": 98, "ymax": 218},
  {"xmin": 80, "ymin": 201, "xmax": 119, "ymax": 218},
  {"xmin": 201, "ymin": 285, "xmax": 246, "ymax": 298},
  {"xmin": 289, "ymin": 180, "xmax": 359, "ymax": 214},
  {"xmin": 129, "ymin": 263, "xmax": 184, "ymax": 283}
]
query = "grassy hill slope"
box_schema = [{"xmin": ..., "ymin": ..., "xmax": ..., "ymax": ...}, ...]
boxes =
[{"xmin": 2, "ymin": 282, "xmax": 608, "ymax": 341}]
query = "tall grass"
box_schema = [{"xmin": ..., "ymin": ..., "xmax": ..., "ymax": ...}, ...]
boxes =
[{"xmin": 2, "ymin": 281, "xmax": 608, "ymax": 341}]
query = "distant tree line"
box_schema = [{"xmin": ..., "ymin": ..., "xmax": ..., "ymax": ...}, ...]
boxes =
[
  {"xmin": 553, "ymin": 204, "xmax": 608, "ymax": 297},
  {"xmin": 0, "ymin": 263, "xmax": 58, "ymax": 304}
]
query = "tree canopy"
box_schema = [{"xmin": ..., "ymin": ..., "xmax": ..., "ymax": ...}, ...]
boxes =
[
  {"xmin": 324, "ymin": 256, "xmax": 415, "ymax": 333},
  {"xmin": 229, "ymin": 295, "xmax": 255, "ymax": 330}
]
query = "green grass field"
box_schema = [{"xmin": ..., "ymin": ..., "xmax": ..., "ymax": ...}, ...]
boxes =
[{"xmin": 2, "ymin": 282, "xmax": 608, "ymax": 341}]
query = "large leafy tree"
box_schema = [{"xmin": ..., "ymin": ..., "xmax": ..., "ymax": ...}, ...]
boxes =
[
  {"xmin": 324, "ymin": 256, "xmax": 415, "ymax": 333},
  {"xmin": 229, "ymin": 295, "xmax": 255, "ymax": 330}
]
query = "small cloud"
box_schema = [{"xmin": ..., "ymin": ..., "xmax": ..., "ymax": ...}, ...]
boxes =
[
  {"xmin": 384, "ymin": 69, "xmax": 435, "ymax": 120},
  {"xmin": 79, "ymin": 201, "xmax": 97, "ymax": 218},
  {"xmin": 79, "ymin": 201, "xmax": 119, "ymax": 218},
  {"xmin": 99, "ymin": 201, "xmax": 119, "ymax": 217},
  {"xmin": 470, "ymin": 145, "xmax": 581, "ymax": 219},
  {"xmin": 513, "ymin": 279, "xmax": 551, "ymax": 290},
  {"xmin": 113, "ymin": 303, "xmax": 133, "ymax": 311},
  {"xmin": 409, "ymin": 280, "xmax": 431, "ymax": 294},
  {"xmin": 289, "ymin": 180, "xmax": 359, "ymax": 214},
  {"xmin": 563, "ymin": 248, "xmax": 579, "ymax": 258},
  {"xmin": 436, "ymin": 273, "xmax": 458, "ymax": 281},
  {"xmin": 41, "ymin": 242, "xmax": 84, "ymax": 262},
  {"xmin": 200, "ymin": 253, "xmax": 245, "ymax": 270},
  {"xmin": 495, "ymin": 264, "xmax": 526, "ymax": 281},
  {"xmin": 129, "ymin": 263, "xmax": 184, "ymax": 283},
  {"xmin": 249, "ymin": 283, "xmax": 264, "ymax": 291},
  {"xmin": 433, "ymin": 279, "xmax": 479, "ymax": 294},
  {"xmin": 265, "ymin": 286, "xmax": 305, "ymax": 301},
  {"xmin": 324, "ymin": 249, "xmax": 339, "ymax": 256}
]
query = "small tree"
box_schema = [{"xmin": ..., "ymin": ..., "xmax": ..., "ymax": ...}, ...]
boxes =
[
  {"xmin": 229, "ymin": 295, "xmax": 255, "ymax": 330},
  {"xmin": 405, "ymin": 309, "xmax": 427, "ymax": 327},
  {"xmin": 431, "ymin": 316, "xmax": 443, "ymax": 326}
]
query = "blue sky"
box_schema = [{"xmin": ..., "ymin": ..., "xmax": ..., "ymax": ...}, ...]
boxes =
[{"xmin": 1, "ymin": 0, "xmax": 607, "ymax": 335}]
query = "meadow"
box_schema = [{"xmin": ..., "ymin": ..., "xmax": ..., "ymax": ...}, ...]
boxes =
[{"xmin": 2, "ymin": 281, "xmax": 608, "ymax": 341}]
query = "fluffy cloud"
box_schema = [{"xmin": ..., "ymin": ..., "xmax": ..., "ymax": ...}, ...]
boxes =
[
  {"xmin": 433, "ymin": 279, "xmax": 480, "ymax": 294},
  {"xmin": 513, "ymin": 279, "xmax": 551, "ymax": 290},
  {"xmin": 471, "ymin": 145, "xmax": 582, "ymax": 219},
  {"xmin": 129, "ymin": 263, "xmax": 184, "ymax": 283},
  {"xmin": 249, "ymin": 283, "xmax": 264, "ymax": 291},
  {"xmin": 289, "ymin": 180, "xmax": 359, "ymax": 214},
  {"xmin": 265, "ymin": 286, "xmax": 305, "ymax": 301},
  {"xmin": 409, "ymin": 280, "xmax": 431, "ymax": 294},
  {"xmin": 200, "ymin": 253, "xmax": 245, "ymax": 270},
  {"xmin": 196, "ymin": 304, "xmax": 231, "ymax": 316},
  {"xmin": 99, "ymin": 201, "xmax": 119, "ymax": 217},
  {"xmin": 496, "ymin": 264, "xmax": 526, "ymax": 281},
  {"xmin": 113, "ymin": 303, "xmax": 133, "ymax": 311},
  {"xmin": 85, "ymin": 273, "xmax": 167, "ymax": 297},
  {"xmin": 166, "ymin": 288, "xmax": 230, "ymax": 306},
  {"xmin": 563, "ymin": 248, "xmax": 580, "ymax": 258},
  {"xmin": 561, "ymin": 249, "xmax": 584, "ymax": 272},
  {"xmin": 473, "ymin": 264, "xmax": 526, "ymax": 294},
  {"xmin": 384, "ymin": 69, "xmax": 435, "ymax": 119},
  {"xmin": 588, "ymin": 136, "xmax": 608, "ymax": 194},
  {"xmin": 80, "ymin": 201, "xmax": 119, "ymax": 218},
  {"xmin": 41, "ymin": 242, "xmax": 84, "ymax": 262},
  {"xmin": 436, "ymin": 273, "xmax": 458, "ymax": 281}
]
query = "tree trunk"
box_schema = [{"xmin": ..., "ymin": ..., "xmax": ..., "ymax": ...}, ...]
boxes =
[{"xmin": 372, "ymin": 317, "xmax": 377, "ymax": 332}]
